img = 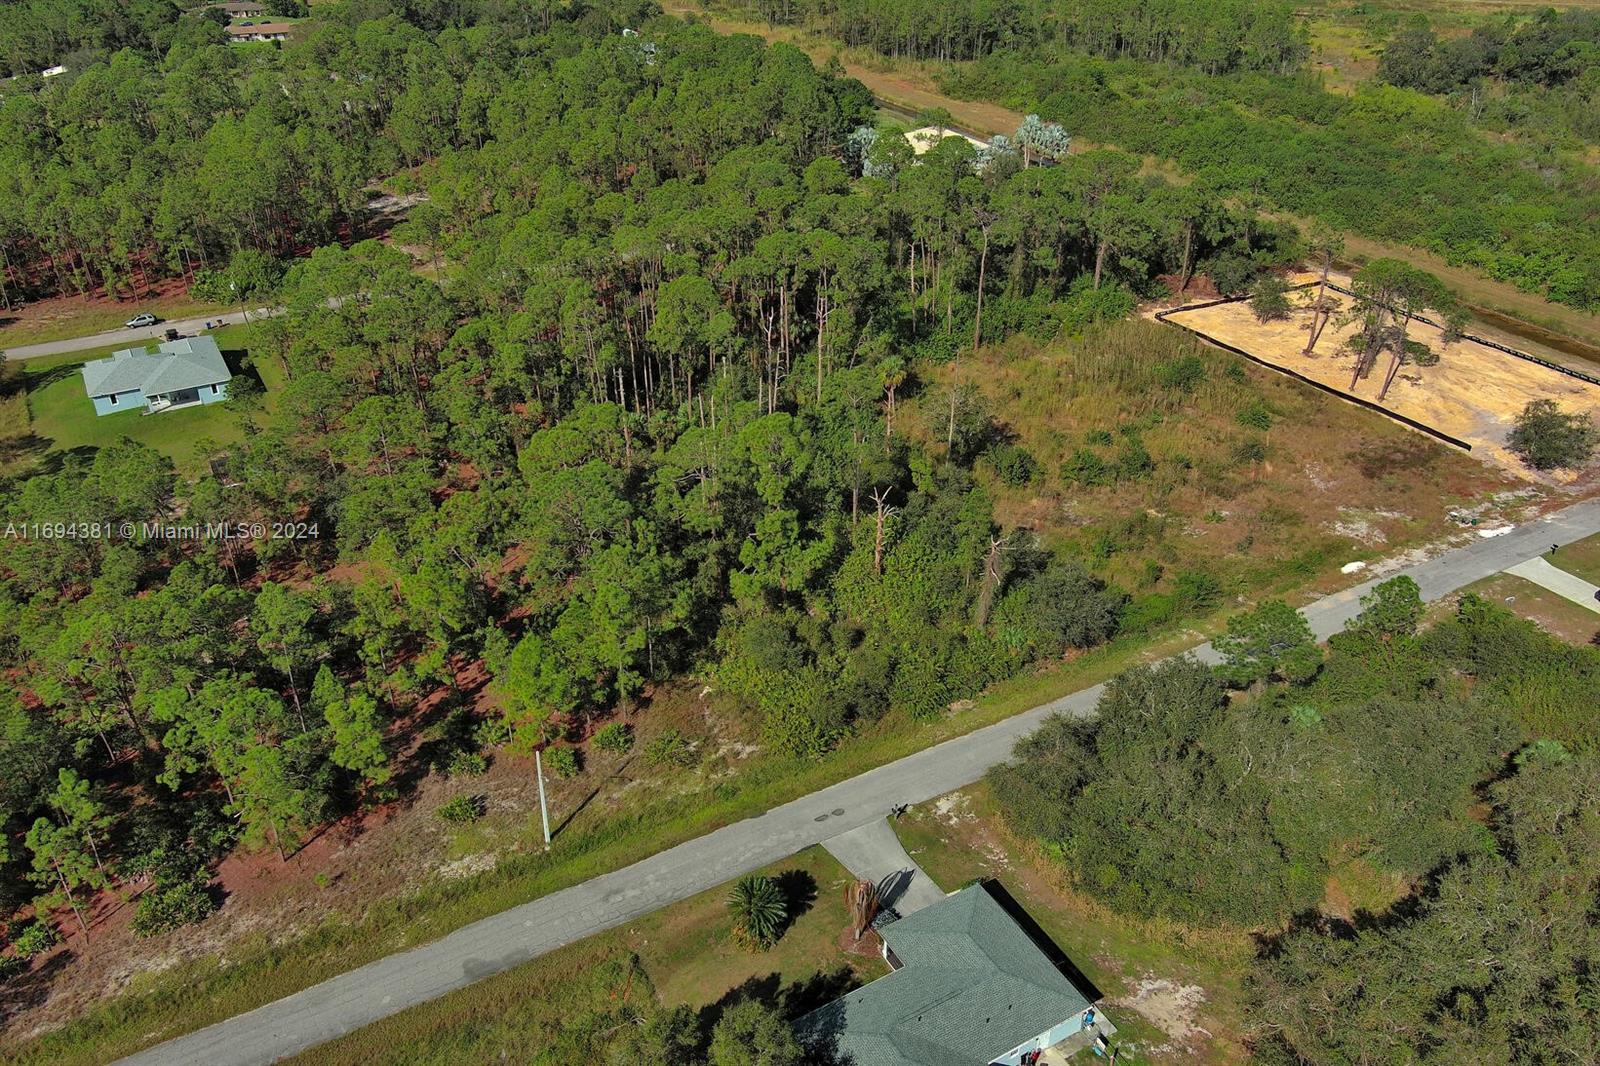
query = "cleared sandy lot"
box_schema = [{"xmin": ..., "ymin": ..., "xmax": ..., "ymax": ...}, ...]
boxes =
[{"xmin": 1162, "ymin": 281, "xmax": 1600, "ymax": 478}]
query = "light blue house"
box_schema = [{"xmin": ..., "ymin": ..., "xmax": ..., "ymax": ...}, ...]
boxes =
[
  {"xmin": 794, "ymin": 881, "xmax": 1113, "ymax": 1065},
  {"xmin": 80, "ymin": 336, "xmax": 232, "ymax": 416}
]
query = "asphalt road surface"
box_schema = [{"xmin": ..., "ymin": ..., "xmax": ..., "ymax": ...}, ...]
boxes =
[
  {"xmin": 117, "ymin": 496, "xmax": 1600, "ymax": 1066},
  {"xmin": 1, "ymin": 307, "xmax": 280, "ymax": 362}
]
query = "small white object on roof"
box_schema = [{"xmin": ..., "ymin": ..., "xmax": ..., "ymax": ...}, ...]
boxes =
[{"xmin": 41, "ymin": 65, "xmax": 66, "ymax": 78}]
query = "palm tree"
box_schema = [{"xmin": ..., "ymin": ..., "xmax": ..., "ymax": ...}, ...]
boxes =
[{"xmin": 727, "ymin": 875, "xmax": 788, "ymax": 949}]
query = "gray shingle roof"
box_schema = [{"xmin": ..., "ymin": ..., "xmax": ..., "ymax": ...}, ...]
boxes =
[
  {"xmin": 81, "ymin": 336, "xmax": 230, "ymax": 399},
  {"xmin": 794, "ymin": 883, "xmax": 1093, "ymax": 1066}
]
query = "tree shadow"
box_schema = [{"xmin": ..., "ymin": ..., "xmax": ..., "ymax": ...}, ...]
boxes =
[
  {"xmin": 775, "ymin": 868, "xmax": 818, "ymax": 935},
  {"xmin": 0, "ymin": 945, "xmax": 74, "ymax": 1023}
]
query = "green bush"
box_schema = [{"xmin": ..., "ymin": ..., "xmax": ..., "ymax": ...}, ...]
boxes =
[
  {"xmin": 726, "ymin": 875, "xmax": 788, "ymax": 950},
  {"xmin": 984, "ymin": 443, "xmax": 1040, "ymax": 486},
  {"xmin": 9, "ymin": 920, "xmax": 59, "ymax": 959},
  {"xmin": 1156, "ymin": 354, "xmax": 1208, "ymax": 392},
  {"xmin": 1507, "ymin": 399, "xmax": 1597, "ymax": 470},
  {"xmin": 446, "ymin": 750, "xmax": 488, "ymax": 777},
  {"xmin": 436, "ymin": 794, "xmax": 486, "ymax": 824},
  {"xmin": 1061, "ymin": 447, "xmax": 1113, "ymax": 487},
  {"xmin": 131, "ymin": 872, "xmax": 217, "ymax": 937},
  {"xmin": 643, "ymin": 728, "xmax": 697, "ymax": 767},
  {"xmin": 1236, "ymin": 399, "xmax": 1273, "ymax": 431},
  {"xmin": 545, "ymin": 746, "xmax": 582, "ymax": 778},
  {"xmin": 592, "ymin": 723, "xmax": 633, "ymax": 754}
]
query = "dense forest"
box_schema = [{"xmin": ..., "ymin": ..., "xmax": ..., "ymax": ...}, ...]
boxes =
[
  {"xmin": 0, "ymin": 0, "xmax": 1304, "ymax": 987},
  {"xmin": 991, "ymin": 579, "xmax": 1600, "ymax": 1061},
  {"xmin": 748, "ymin": 0, "xmax": 1306, "ymax": 72},
  {"xmin": 1378, "ymin": 8, "xmax": 1600, "ymax": 145},
  {"xmin": 722, "ymin": 0, "xmax": 1600, "ymax": 313}
]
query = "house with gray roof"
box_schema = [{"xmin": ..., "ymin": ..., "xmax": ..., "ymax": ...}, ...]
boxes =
[
  {"xmin": 794, "ymin": 881, "xmax": 1112, "ymax": 1066},
  {"xmin": 80, "ymin": 336, "xmax": 232, "ymax": 416}
]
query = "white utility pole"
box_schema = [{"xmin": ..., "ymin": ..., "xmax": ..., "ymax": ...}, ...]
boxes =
[{"xmin": 535, "ymin": 748, "xmax": 551, "ymax": 851}]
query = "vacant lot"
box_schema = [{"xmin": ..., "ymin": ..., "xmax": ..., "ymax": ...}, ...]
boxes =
[
  {"xmin": 1161, "ymin": 284, "xmax": 1600, "ymax": 478},
  {"xmin": 934, "ymin": 317, "xmax": 1527, "ymax": 604}
]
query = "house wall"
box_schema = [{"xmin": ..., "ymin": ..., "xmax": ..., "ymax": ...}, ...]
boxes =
[
  {"xmin": 91, "ymin": 389, "xmax": 144, "ymax": 416},
  {"xmin": 199, "ymin": 380, "xmax": 229, "ymax": 405},
  {"xmin": 992, "ymin": 1014, "xmax": 1087, "ymax": 1065}
]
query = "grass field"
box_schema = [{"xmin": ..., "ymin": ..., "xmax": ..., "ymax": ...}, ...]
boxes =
[
  {"xmin": 278, "ymin": 846, "xmax": 880, "ymax": 1066},
  {"xmin": 1550, "ymin": 532, "xmax": 1600, "ymax": 589},
  {"xmin": 0, "ymin": 324, "xmax": 273, "ymax": 480}
]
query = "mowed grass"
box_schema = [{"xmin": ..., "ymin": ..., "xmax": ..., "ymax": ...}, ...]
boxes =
[
  {"xmin": 0, "ymin": 293, "xmax": 231, "ymax": 349},
  {"xmin": 0, "ymin": 324, "xmax": 272, "ymax": 480},
  {"xmin": 278, "ymin": 846, "xmax": 883, "ymax": 1066},
  {"xmin": 1551, "ymin": 532, "xmax": 1600, "ymax": 589}
]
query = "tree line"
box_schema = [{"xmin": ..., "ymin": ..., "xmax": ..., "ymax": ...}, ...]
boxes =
[{"xmin": 748, "ymin": 0, "xmax": 1307, "ymax": 73}]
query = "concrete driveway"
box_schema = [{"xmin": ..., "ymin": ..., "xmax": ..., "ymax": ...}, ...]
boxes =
[
  {"xmin": 822, "ymin": 818, "xmax": 947, "ymax": 915},
  {"xmin": 1506, "ymin": 556, "xmax": 1600, "ymax": 614}
]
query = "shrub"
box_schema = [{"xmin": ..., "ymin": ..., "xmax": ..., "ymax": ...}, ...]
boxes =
[
  {"xmin": 1156, "ymin": 354, "xmax": 1207, "ymax": 392},
  {"xmin": 1236, "ymin": 399, "xmax": 1273, "ymax": 431},
  {"xmin": 131, "ymin": 872, "xmax": 217, "ymax": 937},
  {"xmin": 9, "ymin": 920, "xmax": 59, "ymax": 959},
  {"xmin": 726, "ymin": 875, "xmax": 788, "ymax": 949},
  {"xmin": 1115, "ymin": 437, "xmax": 1155, "ymax": 482},
  {"xmin": 1507, "ymin": 399, "xmax": 1597, "ymax": 470},
  {"xmin": 643, "ymin": 728, "xmax": 696, "ymax": 767},
  {"xmin": 1061, "ymin": 448, "xmax": 1113, "ymax": 487},
  {"xmin": 436, "ymin": 794, "xmax": 485, "ymax": 824},
  {"xmin": 984, "ymin": 442, "xmax": 1040, "ymax": 486},
  {"xmin": 593, "ymin": 723, "xmax": 633, "ymax": 754},
  {"xmin": 545, "ymin": 746, "xmax": 581, "ymax": 778},
  {"xmin": 446, "ymin": 750, "xmax": 488, "ymax": 777}
]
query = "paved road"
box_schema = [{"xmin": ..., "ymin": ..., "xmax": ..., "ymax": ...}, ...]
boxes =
[
  {"xmin": 1507, "ymin": 556, "xmax": 1600, "ymax": 614},
  {"xmin": 822, "ymin": 818, "xmax": 947, "ymax": 915},
  {"xmin": 118, "ymin": 496, "xmax": 1600, "ymax": 1066},
  {"xmin": 1, "ymin": 307, "xmax": 279, "ymax": 362}
]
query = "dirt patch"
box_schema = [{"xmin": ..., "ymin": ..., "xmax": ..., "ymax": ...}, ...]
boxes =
[
  {"xmin": 1160, "ymin": 281, "xmax": 1600, "ymax": 480},
  {"xmin": 1115, "ymin": 976, "xmax": 1212, "ymax": 1045}
]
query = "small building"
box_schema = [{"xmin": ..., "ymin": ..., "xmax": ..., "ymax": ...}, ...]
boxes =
[
  {"xmin": 795, "ymin": 881, "xmax": 1113, "ymax": 1065},
  {"xmin": 906, "ymin": 125, "xmax": 990, "ymax": 156},
  {"xmin": 226, "ymin": 22, "xmax": 293, "ymax": 41},
  {"xmin": 80, "ymin": 336, "xmax": 232, "ymax": 416}
]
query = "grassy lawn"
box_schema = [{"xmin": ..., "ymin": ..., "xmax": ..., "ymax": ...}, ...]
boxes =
[
  {"xmin": 1551, "ymin": 533, "xmax": 1600, "ymax": 590},
  {"xmin": 1462, "ymin": 573, "xmax": 1600, "ymax": 646},
  {"xmin": 0, "ymin": 294, "xmax": 231, "ymax": 349},
  {"xmin": 0, "ymin": 324, "xmax": 265, "ymax": 480},
  {"xmin": 893, "ymin": 786, "xmax": 1254, "ymax": 1064},
  {"xmin": 279, "ymin": 846, "xmax": 882, "ymax": 1066}
]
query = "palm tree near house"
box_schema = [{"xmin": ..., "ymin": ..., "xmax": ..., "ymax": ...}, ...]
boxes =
[{"xmin": 727, "ymin": 874, "xmax": 788, "ymax": 950}]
